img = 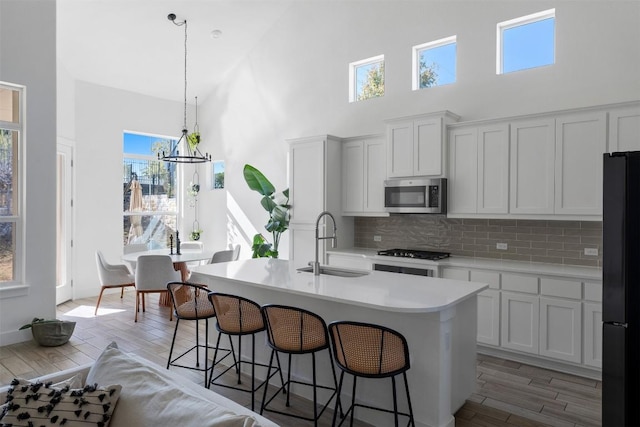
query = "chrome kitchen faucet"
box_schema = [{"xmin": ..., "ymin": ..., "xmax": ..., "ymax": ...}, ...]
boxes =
[{"xmin": 312, "ymin": 211, "xmax": 337, "ymax": 275}]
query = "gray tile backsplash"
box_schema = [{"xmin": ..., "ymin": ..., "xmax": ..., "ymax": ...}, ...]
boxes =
[{"xmin": 354, "ymin": 216, "xmax": 602, "ymax": 267}]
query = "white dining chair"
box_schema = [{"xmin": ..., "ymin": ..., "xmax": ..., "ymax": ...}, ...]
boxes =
[
  {"xmin": 123, "ymin": 243, "xmax": 148, "ymax": 273},
  {"xmin": 180, "ymin": 241, "xmax": 204, "ymax": 251},
  {"xmin": 210, "ymin": 248, "xmax": 237, "ymax": 264},
  {"xmin": 95, "ymin": 251, "xmax": 136, "ymax": 315},
  {"xmin": 134, "ymin": 255, "xmax": 181, "ymax": 322}
]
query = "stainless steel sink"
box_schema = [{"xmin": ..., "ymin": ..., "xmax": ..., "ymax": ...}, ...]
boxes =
[{"xmin": 296, "ymin": 266, "xmax": 370, "ymax": 277}]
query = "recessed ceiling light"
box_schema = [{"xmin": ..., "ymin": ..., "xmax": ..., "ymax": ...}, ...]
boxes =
[{"xmin": 210, "ymin": 29, "xmax": 222, "ymax": 39}]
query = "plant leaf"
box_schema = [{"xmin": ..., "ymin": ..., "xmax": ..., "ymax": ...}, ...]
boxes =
[
  {"xmin": 243, "ymin": 165, "xmax": 275, "ymax": 197},
  {"xmin": 260, "ymin": 196, "xmax": 277, "ymax": 213}
]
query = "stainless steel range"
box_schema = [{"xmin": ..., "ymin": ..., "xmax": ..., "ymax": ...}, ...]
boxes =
[
  {"xmin": 377, "ymin": 249, "xmax": 451, "ymax": 261},
  {"xmin": 374, "ymin": 249, "xmax": 450, "ymax": 277}
]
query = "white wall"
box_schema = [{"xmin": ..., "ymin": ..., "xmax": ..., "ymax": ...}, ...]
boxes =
[
  {"xmin": 198, "ymin": 0, "xmax": 640, "ymax": 258},
  {"xmin": 72, "ymin": 82, "xmax": 190, "ymax": 299},
  {"xmin": 0, "ymin": 0, "xmax": 57, "ymax": 345}
]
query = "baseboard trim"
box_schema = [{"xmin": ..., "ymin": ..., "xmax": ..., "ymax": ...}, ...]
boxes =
[{"xmin": 477, "ymin": 345, "xmax": 602, "ymax": 381}]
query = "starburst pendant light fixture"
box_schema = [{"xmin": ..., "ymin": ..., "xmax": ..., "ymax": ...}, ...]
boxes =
[{"xmin": 160, "ymin": 13, "xmax": 211, "ymax": 163}]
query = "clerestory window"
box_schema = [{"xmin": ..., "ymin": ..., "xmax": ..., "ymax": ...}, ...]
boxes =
[
  {"xmin": 412, "ymin": 36, "xmax": 457, "ymax": 90},
  {"xmin": 349, "ymin": 55, "xmax": 385, "ymax": 102},
  {"xmin": 497, "ymin": 9, "xmax": 555, "ymax": 74}
]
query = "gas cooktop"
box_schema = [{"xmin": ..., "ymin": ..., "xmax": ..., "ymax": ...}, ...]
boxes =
[{"xmin": 377, "ymin": 249, "xmax": 451, "ymax": 261}]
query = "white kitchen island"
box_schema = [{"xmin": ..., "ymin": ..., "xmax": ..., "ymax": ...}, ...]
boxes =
[{"xmin": 190, "ymin": 258, "xmax": 487, "ymax": 427}]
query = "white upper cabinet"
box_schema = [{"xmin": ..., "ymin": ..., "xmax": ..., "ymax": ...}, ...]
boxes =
[
  {"xmin": 478, "ymin": 125, "xmax": 510, "ymax": 214},
  {"xmin": 448, "ymin": 124, "xmax": 509, "ymax": 215},
  {"xmin": 342, "ymin": 136, "xmax": 387, "ymax": 216},
  {"xmin": 554, "ymin": 111, "xmax": 607, "ymax": 215},
  {"xmin": 448, "ymin": 127, "xmax": 478, "ymax": 214},
  {"xmin": 342, "ymin": 140, "xmax": 364, "ymax": 214},
  {"xmin": 387, "ymin": 112, "xmax": 459, "ymax": 178},
  {"xmin": 609, "ymin": 103, "xmax": 640, "ymax": 152},
  {"xmin": 509, "ymin": 118, "xmax": 556, "ymax": 214}
]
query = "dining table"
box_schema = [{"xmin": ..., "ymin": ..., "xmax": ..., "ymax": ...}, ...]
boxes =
[{"xmin": 122, "ymin": 248, "xmax": 214, "ymax": 306}]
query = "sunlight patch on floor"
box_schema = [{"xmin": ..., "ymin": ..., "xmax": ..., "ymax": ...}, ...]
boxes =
[{"xmin": 62, "ymin": 305, "xmax": 126, "ymax": 318}]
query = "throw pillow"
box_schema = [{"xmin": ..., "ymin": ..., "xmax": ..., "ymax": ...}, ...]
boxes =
[{"xmin": 0, "ymin": 378, "xmax": 121, "ymax": 427}]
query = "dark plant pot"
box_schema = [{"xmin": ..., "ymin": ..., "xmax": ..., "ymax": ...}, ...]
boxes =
[{"xmin": 31, "ymin": 321, "xmax": 76, "ymax": 347}]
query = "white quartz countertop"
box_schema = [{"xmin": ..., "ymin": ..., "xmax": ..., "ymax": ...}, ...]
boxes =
[
  {"xmin": 327, "ymin": 248, "xmax": 602, "ymax": 281},
  {"xmin": 190, "ymin": 258, "xmax": 487, "ymax": 313}
]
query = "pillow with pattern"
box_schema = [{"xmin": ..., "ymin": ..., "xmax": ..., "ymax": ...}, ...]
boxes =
[{"xmin": 0, "ymin": 378, "xmax": 121, "ymax": 427}]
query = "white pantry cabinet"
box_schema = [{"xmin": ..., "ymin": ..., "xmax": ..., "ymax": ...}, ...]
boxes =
[
  {"xmin": 342, "ymin": 136, "xmax": 387, "ymax": 216},
  {"xmin": 448, "ymin": 124, "xmax": 509, "ymax": 215},
  {"xmin": 288, "ymin": 135, "xmax": 353, "ymax": 269},
  {"xmin": 609, "ymin": 103, "xmax": 640, "ymax": 152},
  {"xmin": 386, "ymin": 111, "xmax": 459, "ymax": 178}
]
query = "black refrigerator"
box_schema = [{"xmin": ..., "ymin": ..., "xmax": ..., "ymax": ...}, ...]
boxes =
[{"xmin": 603, "ymin": 151, "xmax": 640, "ymax": 427}]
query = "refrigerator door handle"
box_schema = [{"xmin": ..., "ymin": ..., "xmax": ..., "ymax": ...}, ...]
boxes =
[{"xmin": 604, "ymin": 321, "xmax": 628, "ymax": 328}]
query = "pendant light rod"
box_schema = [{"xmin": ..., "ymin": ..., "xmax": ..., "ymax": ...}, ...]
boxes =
[{"xmin": 160, "ymin": 13, "xmax": 211, "ymax": 164}]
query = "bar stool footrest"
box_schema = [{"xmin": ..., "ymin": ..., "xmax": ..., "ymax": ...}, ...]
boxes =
[
  {"xmin": 168, "ymin": 344, "xmax": 233, "ymax": 373},
  {"xmin": 261, "ymin": 378, "xmax": 337, "ymax": 423},
  {"xmin": 336, "ymin": 402, "xmax": 413, "ymax": 427},
  {"xmin": 209, "ymin": 360, "xmax": 279, "ymax": 395}
]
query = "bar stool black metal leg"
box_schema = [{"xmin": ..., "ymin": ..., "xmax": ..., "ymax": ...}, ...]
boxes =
[
  {"xmin": 251, "ymin": 334, "xmax": 256, "ymax": 411},
  {"xmin": 403, "ymin": 372, "xmax": 415, "ymax": 427},
  {"xmin": 392, "ymin": 375, "xmax": 399, "ymax": 427},
  {"xmin": 195, "ymin": 317, "xmax": 200, "ymax": 367},
  {"xmin": 274, "ymin": 351, "xmax": 286, "ymax": 394},
  {"xmin": 350, "ymin": 376, "xmax": 357, "ymax": 427},
  {"xmin": 204, "ymin": 319, "xmax": 209, "ymax": 385},
  {"xmin": 286, "ymin": 353, "xmax": 292, "ymax": 406},
  {"xmin": 167, "ymin": 317, "xmax": 180, "ymax": 369},
  {"xmin": 332, "ymin": 371, "xmax": 345, "ymax": 427},
  {"xmin": 328, "ymin": 349, "xmax": 343, "ymax": 418},
  {"xmin": 260, "ymin": 349, "xmax": 276, "ymax": 415},
  {"xmin": 237, "ymin": 335, "xmax": 243, "ymax": 383},
  {"xmin": 312, "ymin": 352, "xmax": 318, "ymax": 427},
  {"xmin": 207, "ymin": 332, "xmax": 223, "ymax": 388}
]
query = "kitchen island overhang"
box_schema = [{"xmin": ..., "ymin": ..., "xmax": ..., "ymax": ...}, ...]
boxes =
[{"xmin": 190, "ymin": 258, "xmax": 488, "ymax": 427}]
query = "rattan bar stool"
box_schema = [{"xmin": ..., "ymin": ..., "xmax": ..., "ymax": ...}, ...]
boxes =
[
  {"xmin": 207, "ymin": 292, "xmax": 283, "ymax": 411},
  {"xmin": 166, "ymin": 282, "xmax": 235, "ymax": 385},
  {"xmin": 328, "ymin": 321, "xmax": 415, "ymax": 427},
  {"xmin": 260, "ymin": 304, "xmax": 342, "ymax": 426}
]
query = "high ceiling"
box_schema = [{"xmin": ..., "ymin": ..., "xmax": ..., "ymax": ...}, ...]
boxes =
[{"xmin": 57, "ymin": 0, "xmax": 295, "ymax": 102}]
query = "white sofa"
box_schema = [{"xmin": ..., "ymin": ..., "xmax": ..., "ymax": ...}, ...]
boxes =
[{"xmin": 0, "ymin": 342, "xmax": 279, "ymax": 427}]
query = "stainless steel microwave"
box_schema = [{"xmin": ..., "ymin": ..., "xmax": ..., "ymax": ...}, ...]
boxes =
[{"xmin": 384, "ymin": 178, "xmax": 447, "ymax": 214}]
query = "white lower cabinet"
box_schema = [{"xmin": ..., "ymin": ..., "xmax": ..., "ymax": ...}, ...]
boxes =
[
  {"xmin": 584, "ymin": 302, "xmax": 603, "ymax": 368},
  {"xmin": 477, "ymin": 289, "xmax": 500, "ymax": 346},
  {"xmin": 501, "ymin": 292, "xmax": 540, "ymax": 355},
  {"xmin": 539, "ymin": 297, "xmax": 582, "ymax": 363}
]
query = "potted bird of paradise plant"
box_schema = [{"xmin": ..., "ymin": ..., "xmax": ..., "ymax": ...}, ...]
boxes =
[{"xmin": 243, "ymin": 164, "xmax": 290, "ymax": 258}]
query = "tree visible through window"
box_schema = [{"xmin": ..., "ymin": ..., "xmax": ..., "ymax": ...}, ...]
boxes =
[
  {"xmin": 413, "ymin": 36, "xmax": 457, "ymax": 90},
  {"xmin": 0, "ymin": 84, "xmax": 21, "ymax": 283},
  {"xmin": 123, "ymin": 132, "xmax": 178, "ymax": 248},
  {"xmin": 350, "ymin": 55, "xmax": 384, "ymax": 102}
]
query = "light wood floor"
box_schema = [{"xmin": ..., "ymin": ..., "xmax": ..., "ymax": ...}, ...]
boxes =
[{"xmin": 0, "ymin": 291, "xmax": 601, "ymax": 427}]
